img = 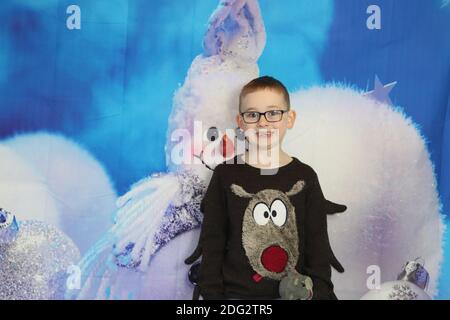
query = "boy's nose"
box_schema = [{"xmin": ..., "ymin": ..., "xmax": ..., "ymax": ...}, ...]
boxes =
[
  {"xmin": 220, "ymin": 134, "xmax": 234, "ymax": 158},
  {"xmin": 257, "ymin": 116, "xmax": 270, "ymax": 127}
]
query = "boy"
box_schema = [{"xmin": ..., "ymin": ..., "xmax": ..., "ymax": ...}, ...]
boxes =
[{"xmin": 197, "ymin": 76, "xmax": 338, "ymax": 300}]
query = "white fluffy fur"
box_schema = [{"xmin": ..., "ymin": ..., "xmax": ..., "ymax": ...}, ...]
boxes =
[
  {"xmin": 0, "ymin": 144, "xmax": 60, "ymax": 226},
  {"xmin": 4, "ymin": 132, "xmax": 117, "ymax": 253},
  {"xmin": 284, "ymin": 84, "xmax": 445, "ymax": 299}
]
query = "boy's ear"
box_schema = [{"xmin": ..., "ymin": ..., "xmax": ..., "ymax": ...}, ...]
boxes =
[
  {"xmin": 236, "ymin": 114, "xmax": 242, "ymax": 128},
  {"xmin": 286, "ymin": 180, "xmax": 305, "ymax": 197},
  {"xmin": 231, "ymin": 183, "xmax": 254, "ymax": 198},
  {"xmin": 287, "ymin": 109, "xmax": 296, "ymax": 129}
]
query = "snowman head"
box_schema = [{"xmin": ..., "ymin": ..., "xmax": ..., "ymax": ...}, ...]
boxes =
[{"xmin": 164, "ymin": 0, "xmax": 267, "ymax": 182}]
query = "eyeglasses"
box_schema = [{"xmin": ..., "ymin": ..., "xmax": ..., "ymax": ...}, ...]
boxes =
[{"xmin": 240, "ymin": 109, "xmax": 289, "ymax": 124}]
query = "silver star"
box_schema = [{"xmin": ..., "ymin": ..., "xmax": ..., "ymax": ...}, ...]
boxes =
[{"xmin": 364, "ymin": 75, "xmax": 397, "ymax": 105}]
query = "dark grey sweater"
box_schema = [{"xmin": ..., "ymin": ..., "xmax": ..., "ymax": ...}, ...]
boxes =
[{"xmin": 198, "ymin": 155, "xmax": 336, "ymax": 300}]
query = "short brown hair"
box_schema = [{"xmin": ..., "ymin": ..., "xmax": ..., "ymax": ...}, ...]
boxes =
[{"xmin": 239, "ymin": 75, "xmax": 290, "ymax": 112}]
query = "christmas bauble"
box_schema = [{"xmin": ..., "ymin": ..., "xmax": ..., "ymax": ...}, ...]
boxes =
[
  {"xmin": 0, "ymin": 208, "xmax": 80, "ymax": 299},
  {"xmin": 360, "ymin": 280, "xmax": 431, "ymax": 300},
  {"xmin": 361, "ymin": 258, "xmax": 432, "ymax": 300}
]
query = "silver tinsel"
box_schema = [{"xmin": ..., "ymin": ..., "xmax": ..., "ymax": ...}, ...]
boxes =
[
  {"xmin": 114, "ymin": 169, "xmax": 206, "ymax": 269},
  {"xmin": 0, "ymin": 212, "xmax": 81, "ymax": 300}
]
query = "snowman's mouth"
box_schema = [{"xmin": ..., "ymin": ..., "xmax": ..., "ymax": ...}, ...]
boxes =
[
  {"xmin": 260, "ymin": 245, "xmax": 288, "ymax": 273},
  {"xmin": 194, "ymin": 149, "xmax": 235, "ymax": 171},
  {"xmin": 194, "ymin": 151, "xmax": 214, "ymax": 171}
]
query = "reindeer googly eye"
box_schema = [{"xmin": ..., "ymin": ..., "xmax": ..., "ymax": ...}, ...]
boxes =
[
  {"xmin": 270, "ymin": 199, "xmax": 287, "ymax": 227},
  {"xmin": 253, "ymin": 203, "xmax": 271, "ymax": 226}
]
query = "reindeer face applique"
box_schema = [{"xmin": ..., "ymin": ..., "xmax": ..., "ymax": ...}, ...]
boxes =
[{"xmin": 230, "ymin": 180, "xmax": 305, "ymax": 282}]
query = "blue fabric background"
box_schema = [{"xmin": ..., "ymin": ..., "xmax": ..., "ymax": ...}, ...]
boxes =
[{"xmin": 0, "ymin": 0, "xmax": 448, "ymax": 298}]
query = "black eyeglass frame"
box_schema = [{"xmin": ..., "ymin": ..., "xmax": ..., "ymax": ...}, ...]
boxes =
[{"xmin": 239, "ymin": 109, "xmax": 289, "ymax": 124}]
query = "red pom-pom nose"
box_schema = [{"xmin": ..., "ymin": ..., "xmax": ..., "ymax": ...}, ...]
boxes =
[{"xmin": 260, "ymin": 245, "xmax": 288, "ymax": 273}]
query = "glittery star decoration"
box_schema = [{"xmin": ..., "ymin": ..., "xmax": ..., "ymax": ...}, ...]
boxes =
[{"xmin": 364, "ymin": 75, "xmax": 397, "ymax": 106}]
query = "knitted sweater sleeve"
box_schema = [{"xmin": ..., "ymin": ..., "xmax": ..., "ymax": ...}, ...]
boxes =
[
  {"xmin": 197, "ymin": 167, "xmax": 228, "ymax": 300},
  {"xmin": 302, "ymin": 171, "xmax": 335, "ymax": 300}
]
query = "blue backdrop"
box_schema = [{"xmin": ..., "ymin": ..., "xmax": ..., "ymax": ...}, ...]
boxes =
[{"xmin": 0, "ymin": 0, "xmax": 449, "ymax": 298}]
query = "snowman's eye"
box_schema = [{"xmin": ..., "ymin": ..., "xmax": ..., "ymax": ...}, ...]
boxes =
[
  {"xmin": 206, "ymin": 126, "xmax": 219, "ymax": 141},
  {"xmin": 253, "ymin": 203, "xmax": 271, "ymax": 226},
  {"xmin": 270, "ymin": 199, "xmax": 287, "ymax": 227}
]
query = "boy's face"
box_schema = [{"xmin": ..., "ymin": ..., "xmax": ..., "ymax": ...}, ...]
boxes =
[{"xmin": 236, "ymin": 88, "xmax": 296, "ymax": 151}]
